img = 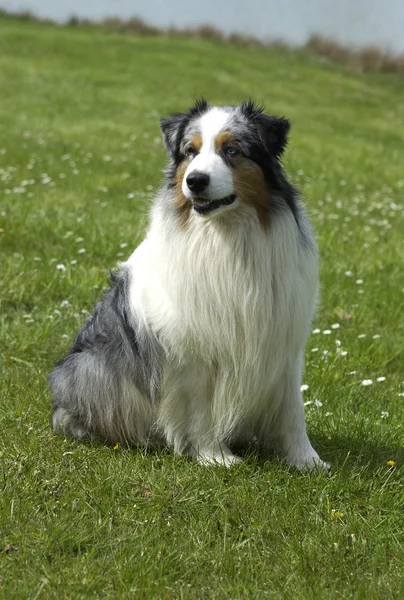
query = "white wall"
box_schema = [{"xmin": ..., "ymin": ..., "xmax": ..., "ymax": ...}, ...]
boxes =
[{"xmin": 2, "ymin": 0, "xmax": 404, "ymax": 53}]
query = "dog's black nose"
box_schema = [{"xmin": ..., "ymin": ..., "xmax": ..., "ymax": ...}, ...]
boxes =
[{"xmin": 186, "ymin": 171, "xmax": 210, "ymax": 194}]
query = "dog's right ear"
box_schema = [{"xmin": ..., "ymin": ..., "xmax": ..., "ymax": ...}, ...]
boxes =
[{"xmin": 160, "ymin": 113, "xmax": 189, "ymax": 158}]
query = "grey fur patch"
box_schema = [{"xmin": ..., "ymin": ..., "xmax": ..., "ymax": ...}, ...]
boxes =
[{"xmin": 50, "ymin": 268, "xmax": 164, "ymax": 445}]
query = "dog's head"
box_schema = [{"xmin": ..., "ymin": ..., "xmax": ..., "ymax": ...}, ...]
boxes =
[{"xmin": 161, "ymin": 99, "xmax": 291, "ymax": 226}]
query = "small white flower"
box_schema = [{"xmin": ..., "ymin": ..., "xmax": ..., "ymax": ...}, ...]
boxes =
[
  {"xmin": 376, "ymin": 377, "xmax": 386, "ymax": 382},
  {"xmin": 300, "ymin": 384, "xmax": 309, "ymax": 392},
  {"xmin": 120, "ymin": 243, "xmax": 128, "ymax": 248},
  {"xmin": 345, "ymin": 271, "xmax": 353, "ymax": 277},
  {"xmin": 335, "ymin": 340, "xmax": 341, "ymax": 346},
  {"xmin": 311, "ymin": 347, "xmax": 318, "ymax": 352},
  {"xmin": 397, "ymin": 393, "xmax": 404, "ymax": 397},
  {"xmin": 356, "ymin": 279, "xmax": 363, "ymax": 285},
  {"xmin": 60, "ymin": 300, "xmax": 69, "ymax": 307},
  {"xmin": 358, "ymin": 334, "xmax": 366, "ymax": 339},
  {"xmin": 373, "ymin": 334, "xmax": 381, "ymax": 339},
  {"xmin": 381, "ymin": 411, "xmax": 389, "ymax": 419},
  {"xmin": 331, "ymin": 323, "xmax": 340, "ymax": 329},
  {"xmin": 348, "ymin": 371, "xmax": 357, "ymax": 375},
  {"xmin": 56, "ymin": 264, "xmax": 66, "ymax": 271},
  {"xmin": 323, "ymin": 350, "xmax": 329, "ymax": 355},
  {"xmin": 127, "ymin": 193, "xmax": 135, "ymax": 199},
  {"xmin": 34, "ymin": 257, "xmax": 41, "ymax": 262},
  {"xmin": 312, "ymin": 328, "xmax": 321, "ymax": 334},
  {"xmin": 325, "ymin": 412, "xmax": 333, "ymax": 417},
  {"xmin": 62, "ymin": 334, "xmax": 69, "ymax": 339},
  {"xmin": 361, "ymin": 379, "xmax": 373, "ymax": 386},
  {"xmin": 323, "ymin": 330, "xmax": 332, "ymax": 335},
  {"xmin": 70, "ymin": 259, "xmax": 77, "ymax": 265},
  {"xmin": 314, "ymin": 399, "xmax": 323, "ymax": 407},
  {"xmin": 78, "ymin": 248, "xmax": 86, "ymax": 254},
  {"xmin": 340, "ymin": 351, "xmax": 348, "ymax": 356}
]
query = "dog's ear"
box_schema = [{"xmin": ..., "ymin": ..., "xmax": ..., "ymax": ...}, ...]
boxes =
[
  {"xmin": 240, "ymin": 101, "xmax": 290, "ymax": 158},
  {"xmin": 256, "ymin": 114, "xmax": 290, "ymax": 158},
  {"xmin": 160, "ymin": 113, "xmax": 189, "ymax": 158},
  {"xmin": 161, "ymin": 99, "xmax": 208, "ymax": 159}
]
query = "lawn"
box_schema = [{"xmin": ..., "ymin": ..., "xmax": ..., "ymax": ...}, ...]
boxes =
[{"xmin": 1, "ymin": 14, "xmax": 404, "ymax": 599}]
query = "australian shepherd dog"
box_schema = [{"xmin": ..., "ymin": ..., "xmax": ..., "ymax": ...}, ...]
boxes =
[{"xmin": 50, "ymin": 99, "xmax": 328, "ymax": 471}]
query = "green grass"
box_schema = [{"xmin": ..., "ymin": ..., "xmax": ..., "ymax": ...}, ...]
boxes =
[{"xmin": 1, "ymin": 15, "xmax": 404, "ymax": 599}]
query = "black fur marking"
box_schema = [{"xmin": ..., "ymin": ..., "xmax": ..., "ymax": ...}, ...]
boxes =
[
  {"xmin": 189, "ymin": 98, "xmax": 209, "ymax": 117},
  {"xmin": 50, "ymin": 269, "xmax": 164, "ymax": 442},
  {"xmin": 160, "ymin": 98, "xmax": 209, "ymax": 167},
  {"xmin": 238, "ymin": 103, "xmax": 303, "ymax": 230},
  {"xmin": 239, "ymin": 99, "xmax": 265, "ymax": 118},
  {"xmin": 64, "ymin": 270, "xmax": 162, "ymax": 398}
]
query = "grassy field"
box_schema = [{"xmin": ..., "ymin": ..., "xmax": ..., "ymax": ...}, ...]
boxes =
[{"xmin": 1, "ymin": 14, "xmax": 404, "ymax": 599}]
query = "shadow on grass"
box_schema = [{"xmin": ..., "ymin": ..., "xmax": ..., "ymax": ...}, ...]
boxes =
[
  {"xmin": 54, "ymin": 427, "xmax": 403, "ymax": 475},
  {"xmin": 308, "ymin": 432, "xmax": 404, "ymax": 473},
  {"xmin": 229, "ymin": 432, "xmax": 404, "ymax": 474}
]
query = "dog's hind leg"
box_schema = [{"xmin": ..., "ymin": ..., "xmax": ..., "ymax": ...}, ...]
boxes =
[
  {"xmin": 52, "ymin": 406, "xmax": 93, "ymax": 441},
  {"xmin": 50, "ymin": 350, "xmax": 152, "ymax": 446}
]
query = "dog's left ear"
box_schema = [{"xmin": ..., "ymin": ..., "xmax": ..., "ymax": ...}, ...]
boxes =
[
  {"xmin": 255, "ymin": 114, "xmax": 290, "ymax": 158},
  {"xmin": 160, "ymin": 113, "xmax": 188, "ymax": 158}
]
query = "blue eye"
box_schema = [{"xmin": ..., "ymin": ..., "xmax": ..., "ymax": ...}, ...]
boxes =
[{"xmin": 225, "ymin": 146, "xmax": 239, "ymax": 157}]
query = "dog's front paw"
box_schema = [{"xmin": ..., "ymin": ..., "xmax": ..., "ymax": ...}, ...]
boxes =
[
  {"xmin": 285, "ymin": 449, "xmax": 331, "ymax": 474},
  {"xmin": 193, "ymin": 445, "xmax": 243, "ymax": 467}
]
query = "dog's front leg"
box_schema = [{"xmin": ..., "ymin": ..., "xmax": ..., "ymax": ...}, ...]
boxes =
[
  {"xmin": 160, "ymin": 362, "xmax": 241, "ymax": 467},
  {"xmin": 260, "ymin": 354, "xmax": 329, "ymax": 472}
]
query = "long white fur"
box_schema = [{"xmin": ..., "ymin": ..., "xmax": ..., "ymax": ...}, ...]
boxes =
[{"xmin": 124, "ymin": 108, "xmax": 327, "ymax": 470}]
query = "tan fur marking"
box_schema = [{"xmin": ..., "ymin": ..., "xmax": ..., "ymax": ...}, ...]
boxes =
[
  {"xmin": 191, "ymin": 133, "xmax": 202, "ymax": 152},
  {"xmin": 232, "ymin": 157, "xmax": 270, "ymax": 229},
  {"xmin": 215, "ymin": 131, "xmax": 236, "ymax": 152},
  {"xmin": 175, "ymin": 160, "xmax": 192, "ymax": 228}
]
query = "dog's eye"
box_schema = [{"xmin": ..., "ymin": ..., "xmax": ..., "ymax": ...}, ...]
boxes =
[
  {"xmin": 224, "ymin": 146, "xmax": 239, "ymax": 157},
  {"xmin": 185, "ymin": 145, "xmax": 197, "ymax": 157}
]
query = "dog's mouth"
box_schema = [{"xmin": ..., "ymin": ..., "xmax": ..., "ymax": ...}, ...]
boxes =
[{"xmin": 192, "ymin": 194, "xmax": 237, "ymax": 214}]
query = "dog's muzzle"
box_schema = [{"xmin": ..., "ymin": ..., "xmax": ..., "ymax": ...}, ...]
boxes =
[{"xmin": 192, "ymin": 194, "xmax": 237, "ymax": 215}]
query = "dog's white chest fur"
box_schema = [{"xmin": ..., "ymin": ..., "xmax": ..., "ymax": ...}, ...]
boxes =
[{"xmin": 127, "ymin": 204, "xmax": 318, "ymax": 444}]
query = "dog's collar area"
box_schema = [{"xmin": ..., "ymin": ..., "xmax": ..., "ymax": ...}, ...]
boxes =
[{"xmin": 192, "ymin": 194, "xmax": 237, "ymax": 214}]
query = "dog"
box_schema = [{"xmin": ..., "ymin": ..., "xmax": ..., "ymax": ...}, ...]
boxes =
[{"xmin": 50, "ymin": 99, "xmax": 327, "ymax": 470}]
